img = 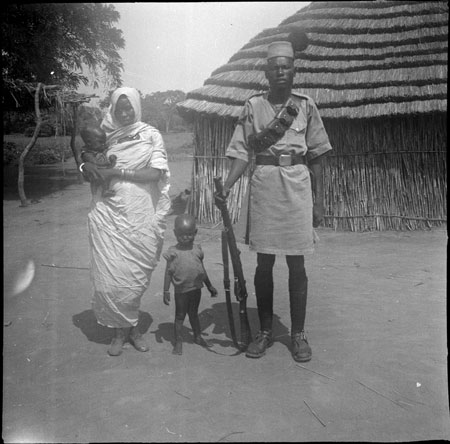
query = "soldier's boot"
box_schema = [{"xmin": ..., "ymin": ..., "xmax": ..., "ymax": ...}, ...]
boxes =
[
  {"xmin": 288, "ymin": 262, "xmax": 311, "ymax": 362},
  {"xmin": 245, "ymin": 330, "xmax": 274, "ymax": 358},
  {"xmin": 108, "ymin": 328, "xmax": 127, "ymax": 356},
  {"xmin": 130, "ymin": 326, "xmax": 149, "ymax": 352},
  {"xmin": 252, "ymin": 253, "xmax": 275, "ymax": 358},
  {"xmin": 172, "ymin": 320, "xmax": 183, "ymax": 355},
  {"xmin": 291, "ymin": 331, "xmax": 312, "ymax": 362}
]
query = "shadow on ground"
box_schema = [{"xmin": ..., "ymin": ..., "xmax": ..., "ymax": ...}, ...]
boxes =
[
  {"xmin": 150, "ymin": 302, "xmax": 291, "ymax": 354},
  {"xmin": 72, "ymin": 309, "xmax": 153, "ymax": 344},
  {"xmin": 3, "ymin": 163, "xmax": 82, "ymax": 201}
]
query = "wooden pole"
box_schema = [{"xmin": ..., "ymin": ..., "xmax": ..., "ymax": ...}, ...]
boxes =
[
  {"xmin": 70, "ymin": 103, "xmax": 83, "ymax": 184},
  {"xmin": 18, "ymin": 82, "xmax": 42, "ymax": 207}
]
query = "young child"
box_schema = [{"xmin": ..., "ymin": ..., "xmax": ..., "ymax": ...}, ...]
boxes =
[
  {"xmin": 80, "ymin": 125, "xmax": 117, "ymax": 197},
  {"xmin": 163, "ymin": 214, "xmax": 218, "ymax": 355}
]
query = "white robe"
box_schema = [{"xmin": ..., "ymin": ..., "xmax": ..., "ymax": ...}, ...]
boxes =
[{"xmin": 88, "ymin": 88, "xmax": 170, "ymax": 327}]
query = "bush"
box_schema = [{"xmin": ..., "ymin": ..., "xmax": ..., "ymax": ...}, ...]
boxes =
[
  {"xmin": 23, "ymin": 123, "xmax": 55, "ymax": 137},
  {"xmin": 2, "ymin": 138, "xmax": 74, "ymax": 166},
  {"xmin": 3, "ymin": 142, "xmax": 22, "ymax": 166},
  {"xmin": 3, "ymin": 110, "xmax": 35, "ymax": 134},
  {"xmin": 32, "ymin": 145, "xmax": 73, "ymax": 164}
]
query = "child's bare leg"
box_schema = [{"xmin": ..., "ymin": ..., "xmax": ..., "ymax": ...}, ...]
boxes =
[
  {"xmin": 173, "ymin": 320, "xmax": 183, "ymax": 355},
  {"xmin": 173, "ymin": 293, "xmax": 188, "ymax": 355},
  {"xmin": 187, "ymin": 289, "xmax": 210, "ymax": 347},
  {"xmin": 101, "ymin": 174, "xmax": 115, "ymax": 198},
  {"xmin": 101, "ymin": 183, "xmax": 115, "ymax": 198}
]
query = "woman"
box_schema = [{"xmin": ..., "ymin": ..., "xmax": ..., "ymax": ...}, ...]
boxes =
[{"xmin": 80, "ymin": 87, "xmax": 171, "ymax": 356}]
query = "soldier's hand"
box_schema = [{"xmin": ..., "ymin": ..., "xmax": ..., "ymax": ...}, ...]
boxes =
[
  {"xmin": 209, "ymin": 286, "xmax": 218, "ymax": 298},
  {"xmin": 163, "ymin": 291, "xmax": 171, "ymax": 305},
  {"xmin": 313, "ymin": 202, "xmax": 324, "ymax": 228},
  {"xmin": 214, "ymin": 187, "xmax": 230, "ymax": 208}
]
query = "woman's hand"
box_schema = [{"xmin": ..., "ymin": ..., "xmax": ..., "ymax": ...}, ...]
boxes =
[
  {"xmin": 313, "ymin": 202, "xmax": 324, "ymax": 227},
  {"xmin": 81, "ymin": 162, "xmax": 104, "ymax": 183},
  {"xmin": 97, "ymin": 168, "xmax": 120, "ymax": 182},
  {"xmin": 84, "ymin": 166, "xmax": 163, "ymax": 184}
]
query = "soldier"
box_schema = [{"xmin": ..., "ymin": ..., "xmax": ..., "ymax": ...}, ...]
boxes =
[{"xmin": 216, "ymin": 39, "xmax": 332, "ymax": 362}]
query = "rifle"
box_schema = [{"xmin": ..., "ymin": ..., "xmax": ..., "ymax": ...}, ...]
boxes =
[
  {"xmin": 214, "ymin": 177, "xmax": 252, "ymax": 351},
  {"xmin": 221, "ymin": 230, "xmax": 240, "ymax": 349}
]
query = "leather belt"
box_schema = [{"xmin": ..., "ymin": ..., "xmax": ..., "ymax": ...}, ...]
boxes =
[{"xmin": 255, "ymin": 153, "xmax": 306, "ymax": 167}]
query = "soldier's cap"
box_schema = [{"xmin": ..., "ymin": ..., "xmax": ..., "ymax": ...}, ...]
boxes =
[
  {"xmin": 266, "ymin": 30, "xmax": 309, "ymax": 60},
  {"xmin": 267, "ymin": 41, "xmax": 294, "ymax": 60}
]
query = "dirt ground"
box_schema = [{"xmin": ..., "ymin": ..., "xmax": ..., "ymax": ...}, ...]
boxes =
[{"xmin": 3, "ymin": 158, "xmax": 449, "ymax": 443}]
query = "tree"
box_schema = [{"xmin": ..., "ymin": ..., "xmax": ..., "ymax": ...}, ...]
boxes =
[
  {"xmin": 141, "ymin": 90, "xmax": 186, "ymax": 132},
  {"xmin": 14, "ymin": 85, "xmax": 98, "ymax": 206},
  {"xmin": 17, "ymin": 83, "xmax": 45, "ymax": 206},
  {"xmin": 2, "ymin": 3, "xmax": 123, "ymax": 205},
  {"xmin": 2, "ymin": 3, "xmax": 124, "ymax": 110}
]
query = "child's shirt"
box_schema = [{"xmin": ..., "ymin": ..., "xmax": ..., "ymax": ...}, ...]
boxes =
[{"xmin": 163, "ymin": 244, "xmax": 206, "ymax": 294}]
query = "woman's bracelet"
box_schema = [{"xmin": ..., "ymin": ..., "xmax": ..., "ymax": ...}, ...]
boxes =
[
  {"xmin": 121, "ymin": 169, "xmax": 136, "ymax": 181},
  {"xmin": 79, "ymin": 162, "xmax": 86, "ymax": 173}
]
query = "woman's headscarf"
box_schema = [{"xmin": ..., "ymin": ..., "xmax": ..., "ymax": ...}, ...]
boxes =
[{"xmin": 101, "ymin": 87, "xmax": 144, "ymax": 138}]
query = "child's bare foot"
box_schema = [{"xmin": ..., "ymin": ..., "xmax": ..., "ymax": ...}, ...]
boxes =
[
  {"xmin": 194, "ymin": 336, "xmax": 211, "ymax": 348},
  {"xmin": 172, "ymin": 341, "xmax": 182, "ymax": 355}
]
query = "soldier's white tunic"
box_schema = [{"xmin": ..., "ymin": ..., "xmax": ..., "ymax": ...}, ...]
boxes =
[{"xmin": 225, "ymin": 92, "xmax": 332, "ymax": 255}]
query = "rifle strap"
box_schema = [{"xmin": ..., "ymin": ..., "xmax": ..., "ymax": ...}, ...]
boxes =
[{"xmin": 221, "ymin": 230, "xmax": 240, "ymax": 350}]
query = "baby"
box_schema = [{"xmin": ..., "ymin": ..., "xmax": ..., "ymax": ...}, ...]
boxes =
[
  {"xmin": 163, "ymin": 214, "xmax": 218, "ymax": 355},
  {"xmin": 80, "ymin": 125, "xmax": 117, "ymax": 197}
]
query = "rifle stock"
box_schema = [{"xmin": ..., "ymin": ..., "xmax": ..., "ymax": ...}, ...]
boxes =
[{"xmin": 214, "ymin": 177, "xmax": 252, "ymax": 350}]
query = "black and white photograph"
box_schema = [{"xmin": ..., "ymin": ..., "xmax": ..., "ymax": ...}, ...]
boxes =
[{"xmin": 3, "ymin": 2, "xmax": 448, "ymax": 442}]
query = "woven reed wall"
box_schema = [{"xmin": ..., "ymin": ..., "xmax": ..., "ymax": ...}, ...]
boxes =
[
  {"xmin": 188, "ymin": 116, "xmax": 250, "ymax": 224},
  {"xmin": 189, "ymin": 113, "xmax": 447, "ymax": 231},
  {"xmin": 323, "ymin": 113, "xmax": 446, "ymax": 230}
]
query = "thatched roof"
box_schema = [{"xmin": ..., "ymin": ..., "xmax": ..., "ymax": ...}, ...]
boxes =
[{"xmin": 178, "ymin": 1, "xmax": 448, "ymax": 120}]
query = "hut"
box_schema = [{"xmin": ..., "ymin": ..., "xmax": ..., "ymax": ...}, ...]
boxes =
[{"xmin": 177, "ymin": 1, "xmax": 447, "ymax": 231}]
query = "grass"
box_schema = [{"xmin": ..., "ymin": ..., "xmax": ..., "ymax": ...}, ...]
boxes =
[{"xmin": 4, "ymin": 134, "xmax": 76, "ymax": 149}]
